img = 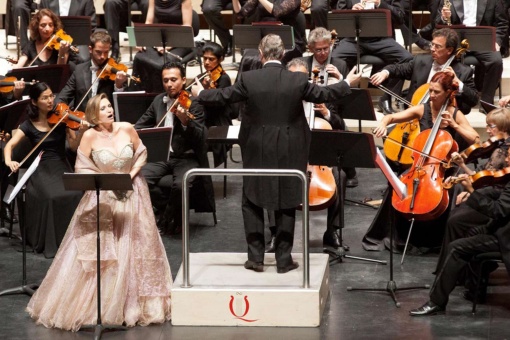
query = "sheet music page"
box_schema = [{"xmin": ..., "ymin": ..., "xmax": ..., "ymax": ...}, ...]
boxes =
[
  {"xmin": 227, "ymin": 125, "xmax": 240, "ymax": 139},
  {"xmin": 375, "ymin": 148, "xmax": 407, "ymax": 200},
  {"xmin": 5, "ymin": 151, "xmax": 43, "ymax": 204}
]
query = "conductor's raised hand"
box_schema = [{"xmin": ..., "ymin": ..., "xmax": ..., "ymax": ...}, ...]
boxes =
[{"xmin": 346, "ymin": 66, "xmax": 361, "ymax": 87}]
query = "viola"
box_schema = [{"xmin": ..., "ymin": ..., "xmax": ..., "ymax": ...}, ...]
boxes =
[
  {"xmin": 457, "ymin": 134, "xmax": 506, "ymax": 165},
  {"xmin": 0, "ymin": 77, "xmax": 37, "ymax": 93},
  {"xmin": 48, "ymin": 103, "xmax": 89, "ymax": 130},
  {"xmin": 443, "ymin": 166, "xmax": 510, "ymax": 190},
  {"xmin": 47, "ymin": 29, "xmax": 79, "ymax": 54},
  {"xmin": 98, "ymin": 58, "xmax": 141, "ymax": 83},
  {"xmin": 391, "ymin": 100, "xmax": 458, "ymax": 221}
]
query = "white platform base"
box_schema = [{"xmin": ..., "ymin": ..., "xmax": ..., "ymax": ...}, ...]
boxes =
[{"xmin": 171, "ymin": 252, "xmax": 330, "ymax": 327}]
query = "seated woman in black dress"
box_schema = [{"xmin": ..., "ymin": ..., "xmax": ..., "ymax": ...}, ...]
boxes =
[
  {"xmin": 3, "ymin": 82, "xmax": 89, "ymax": 258},
  {"xmin": 131, "ymin": 0, "xmax": 200, "ymax": 93},
  {"xmin": 13, "ymin": 9, "xmax": 77, "ymax": 69}
]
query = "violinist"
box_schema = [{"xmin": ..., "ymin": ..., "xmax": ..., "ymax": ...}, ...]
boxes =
[
  {"xmin": 3, "ymin": 82, "xmax": 89, "ymax": 258},
  {"xmin": 14, "ymin": 9, "xmax": 73, "ymax": 68},
  {"xmin": 371, "ymin": 28, "xmax": 479, "ymax": 116},
  {"xmin": 0, "ymin": 78, "xmax": 26, "ymax": 107},
  {"xmin": 410, "ymin": 149, "xmax": 510, "ymax": 316},
  {"xmin": 56, "ymin": 31, "xmax": 128, "ymax": 112},
  {"xmin": 134, "ymin": 62, "xmax": 213, "ymax": 235}
]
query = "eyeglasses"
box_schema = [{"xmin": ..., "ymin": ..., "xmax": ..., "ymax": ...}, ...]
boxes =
[
  {"xmin": 40, "ymin": 94, "xmax": 56, "ymax": 101},
  {"xmin": 486, "ymin": 124, "xmax": 497, "ymax": 129},
  {"xmin": 429, "ymin": 42, "xmax": 444, "ymax": 50}
]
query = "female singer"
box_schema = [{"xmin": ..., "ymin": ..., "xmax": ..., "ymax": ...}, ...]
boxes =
[
  {"xmin": 366, "ymin": 72, "xmax": 479, "ymax": 253},
  {"xmin": 3, "ymin": 82, "xmax": 87, "ymax": 258},
  {"xmin": 14, "ymin": 9, "xmax": 72, "ymax": 68},
  {"xmin": 131, "ymin": 0, "xmax": 200, "ymax": 93},
  {"xmin": 27, "ymin": 93, "xmax": 172, "ymax": 331}
]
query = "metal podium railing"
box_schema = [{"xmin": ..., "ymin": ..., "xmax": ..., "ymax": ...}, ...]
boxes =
[{"xmin": 181, "ymin": 168, "xmax": 310, "ymax": 289}]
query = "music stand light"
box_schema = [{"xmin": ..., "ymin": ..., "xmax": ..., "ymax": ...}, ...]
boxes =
[{"xmin": 63, "ymin": 173, "xmax": 132, "ymax": 339}]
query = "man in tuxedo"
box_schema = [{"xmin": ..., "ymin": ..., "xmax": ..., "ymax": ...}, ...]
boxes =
[
  {"xmin": 436, "ymin": 0, "xmax": 508, "ymax": 107},
  {"xmin": 410, "ymin": 148, "xmax": 510, "ymax": 316},
  {"xmin": 104, "ymin": 0, "xmax": 149, "ymax": 61},
  {"xmin": 134, "ymin": 62, "xmax": 213, "ymax": 235},
  {"xmin": 56, "ymin": 31, "xmax": 128, "ymax": 112},
  {"xmin": 39, "ymin": 0, "xmax": 97, "ymax": 30},
  {"xmin": 193, "ymin": 34, "xmax": 361, "ymax": 273},
  {"xmin": 371, "ymin": 28, "xmax": 479, "ymax": 115},
  {"xmin": 331, "ymin": 0, "xmax": 413, "ymax": 114}
]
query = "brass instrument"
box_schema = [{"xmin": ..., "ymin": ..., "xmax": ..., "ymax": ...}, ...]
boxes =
[{"xmin": 444, "ymin": 0, "xmax": 452, "ymax": 26}]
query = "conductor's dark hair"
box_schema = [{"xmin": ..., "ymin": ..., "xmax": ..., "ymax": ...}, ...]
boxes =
[
  {"xmin": 202, "ymin": 41, "xmax": 224, "ymax": 60},
  {"xmin": 162, "ymin": 61, "xmax": 186, "ymax": 78},
  {"xmin": 28, "ymin": 82, "xmax": 51, "ymax": 120}
]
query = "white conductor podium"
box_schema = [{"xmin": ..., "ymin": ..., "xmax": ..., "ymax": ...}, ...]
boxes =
[
  {"xmin": 171, "ymin": 252, "xmax": 330, "ymax": 327},
  {"xmin": 171, "ymin": 168, "xmax": 330, "ymax": 327}
]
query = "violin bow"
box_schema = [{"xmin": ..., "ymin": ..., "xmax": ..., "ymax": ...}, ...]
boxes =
[
  {"xmin": 74, "ymin": 64, "xmax": 109, "ymax": 111},
  {"xmin": 381, "ymin": 135, "xmax": 450, "ymax": 167},
  {"xmin": 27, "ymin": 34, "xmax": 56, "ymax": 67},
  {"xmin": 156, "ymin": 98, "xmax": 180, "ymax": 128},
  {"xmin": 10, "ymin": 110, "xmax": 70, "ymax": 176}
]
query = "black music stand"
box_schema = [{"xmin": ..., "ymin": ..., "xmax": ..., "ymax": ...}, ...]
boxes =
[
  {"xmin": 130, "ymin": 23, "xmax": 195, "ymax": 64},
  {"xmin": 7, "ymin": 64, "xmax": 71, "ymax": 94},
  {"xmin": 136, "ymin": 127, "xmax": 172, "ymax": 163},
  {"xmin": 0, "ymin": 99, "xmax": 29, "ymax": 237},
  {"xmin": 336, "ymin": 88, "xmax": 377, "ymax": 132},
  {"xmin": 60, "ymin": 16, "xmax": 92, "ymax": 45},
  {"xmin": 328, "ymin": 10, "xmax": 392, "ymax": 71},
  {"xmin": 232, "ymin": 24, "xmax": 295, "ymax": 50},
  {"xmin": 113, "ymin": 92, "xmax": 158, "ymax": 124},
  {"xmin": 63, "ymin": 173, "xmax": 132, "ymax": 340},
  {"xmin": 309, "ymin": 131, "xmax": 386, "ymax": 265},
  {"xmin": 436, "ymin": 25, "xmax": 496, "ymax": 52}
]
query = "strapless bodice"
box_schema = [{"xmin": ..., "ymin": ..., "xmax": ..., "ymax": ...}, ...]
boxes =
[{"xmin": 91, "ymin": 144, "xmax": 134, "ymax": 173}]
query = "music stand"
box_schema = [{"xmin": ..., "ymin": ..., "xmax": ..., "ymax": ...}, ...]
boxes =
[
  {"xmin": 136, "ymin": 127, "xmax": 172, "ymax": 163},
  {"xmin": 308, "ymin": 131, "xmax": 386, "ymax": 265},
  {"xmin": 63, "ymin": 173, "xmax": 132, "ymax": 339},
  {"xmin": 0, "ymin": 99, "xmax": 29, "ymax": 237},
  {"xmin": 113, "ymin": 92, "xmax": 158, "ymax": 124},
  {"xmin": 60, "ymin": 16, "xmax": 92, "ymax": 46},
  {"xmin": 7, "ymin": 64, "xmax": 71, "ymax": 94},
  {"xmin": 130, "ymin": 23, "xmax": 195, "ymax": 64},
  {"xmin": 328, "ymin": 10, "xmax": 392, "ymax": 71},
  {"xmin": 336, "ymin": 88, "xmax": 377, "ymax": 132},
  {"xmin": 232, "ymin": 24, "xmax": 295, "ymax": 50},
  {"xmin": 436, "ymin": 25, "xmax": 496, "ymax": 52}
]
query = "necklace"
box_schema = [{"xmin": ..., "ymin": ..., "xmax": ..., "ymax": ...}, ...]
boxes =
[{"xmin": 99, "ymin": 128, "xmax": 113, "ymax": 140}]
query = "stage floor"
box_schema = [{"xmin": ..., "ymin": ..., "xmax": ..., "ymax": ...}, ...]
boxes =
[{"xmin": 1, "ymin": 147, "xmax": 509, "ymax": 339}]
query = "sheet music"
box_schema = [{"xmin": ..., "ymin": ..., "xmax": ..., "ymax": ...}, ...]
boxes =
[
  {"xmin": 4, "ymin": 151, "xmax": 43, "ymax": 204},
  {"xmin": 375, "ymin": 148, "xmax": 407, "ymax": 200},
  {"xmin": 227, "ymin": 125, "xmax": 240, "ymax": 139}
]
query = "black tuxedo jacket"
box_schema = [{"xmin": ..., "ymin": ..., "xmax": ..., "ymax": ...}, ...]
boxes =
[
  {"xmin": 300, "ymin": 55, "xmax": 349, "ymax": 80},
  {"xmin": 198, "ymin": 62, "xmax": 351, "ymax": 210},
  {"xmin": 40, "ymin": 0, "xmax": 97, "ymax": 30},
  {"xmin": 435, "ymin": 0, "xmax": 508, "ymax": 47},
  {"xmin": 56, "ymin": 61, "xmax": 120, "ymax": 112},
  {"xmin": 384, "ymin": 54, "xmax": 479, "ymax": 115}
]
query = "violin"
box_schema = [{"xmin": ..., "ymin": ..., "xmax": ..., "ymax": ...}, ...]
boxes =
[
  {"xmin": 443, "ymin": 167, "xmax": 510, "ymax": 190},
  {"xmin": 455, "ymin": 134, "xmax": 506, "ymax": 165},
  {"xmin": 201, "ymin": 65, "xmax": 225, "ymax": 89},
  {"xmin": 47, "ymin": 29, "xmax": 79, "ymax": 54},
  {"xmin": 0, "ymin": 77, "xmax": 37, "ymax": 93},
  {"xmin": 98, "ymin": 58, "xmax": 141, "ymax": 84},
  {"xmin": 0, "ymin": 56, "xmax": 17, "ymax": 64},
  {"xmin": 48, "ymin": 103, "xmax": 89, "ymax": 130},
  {"xmin": 156, "ymin": 90, "xmax": 195, "ymax": 127}
]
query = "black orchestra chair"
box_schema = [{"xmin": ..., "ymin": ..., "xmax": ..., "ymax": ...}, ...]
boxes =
[{"xmin": 470, "ymin": 251, "xmax": 503, "ymax": 314}]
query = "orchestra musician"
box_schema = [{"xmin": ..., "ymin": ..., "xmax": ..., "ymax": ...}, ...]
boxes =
[
  {"xmin": 134, "ymin": 62, "xmax": 214, "ymax": 235},
  {"xmin": 9, "ymin": 0, "xmax": 36, "ymax": 52},
  {"xmin": 331, "ymin": 0, "xmax": 413, "ymax": 115},
  {"xmin": 371, "ymin": 28, "xmax": 479, "ymax": 116},
  {"xmin": 56, "ymin": 31, "xmax": 128, "ymax": 112},
  {"xmin": 192, "ymin": 34, "xmax": 361, "ymax": 273},
  {"xmin": 435, "ymin": 0, "xmax": 508, "ymax": 108},
  {"xmin": 409, "ymin": 147, "xmax": 510, "ymax": 316},
  {"xmin": 26, "ymin": 93, "xmax": 172, "ymax": 330},
  {"xmin": 13, "ymin": 9, "xmax": 74, "ymax": 68},
  {"xmin": 3, "ymin": 82, "xmax": 88, "ymax": 258}
]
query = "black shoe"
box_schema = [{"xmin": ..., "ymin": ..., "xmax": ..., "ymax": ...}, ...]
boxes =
[
  {"xmin": 323, "ymin": 229, "xmax": 341, "ymax": 249},
  {"xmin": 378, "ymin": 98, "xmax": 394, "ymax": 115},
  {"xmin": 244, "ymin": 260, "xmax": 264, "ymax": 272},
  {"xmin": 277, "ymin": 261, "xmax": 299, "ymax": 274},
  {"xmin": 1, "ymin": 206, "xmax": 17, "ymax": 224},
  {"xmin": 409, "ymin": 301, "xmax": 445, "ymax": 316},
  {"xmin": 346, "ymin": 175, "xmax": 358, "ymax": 188},
  {"xmin": 416, "ymin": 38, "xmax": 431, "ymax": 51},
  {"xmin": 265, "ymin": 235, "xmax": 276, "ymax": 253},
  {"xmin": 224, "ymin": 41, "xmax": 233, "ymax": 57}
]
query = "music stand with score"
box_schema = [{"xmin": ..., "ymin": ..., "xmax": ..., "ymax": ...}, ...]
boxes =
[
  {"xmin": 308, "ymin": 131, "xmax": 386, "ymax": 265},
  {"xmin": 63, "ymin": 173, "xmax": 132, "ymax": 339},
  {"xmin": 137, "ymin": 127, "xmax": 172, "ymax": 163},
  {"xmin": 328, "ymin": 10, "xmax": 392, "ymax": 70}
]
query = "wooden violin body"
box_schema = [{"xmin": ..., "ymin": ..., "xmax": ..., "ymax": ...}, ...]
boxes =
[
  {"xmin": 459, "ymin": 134, "xmax": 506, "ymax": 164},
  {"xmin": 49, "ymin": 103, "xmax": 87, "ymax": 130}
]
